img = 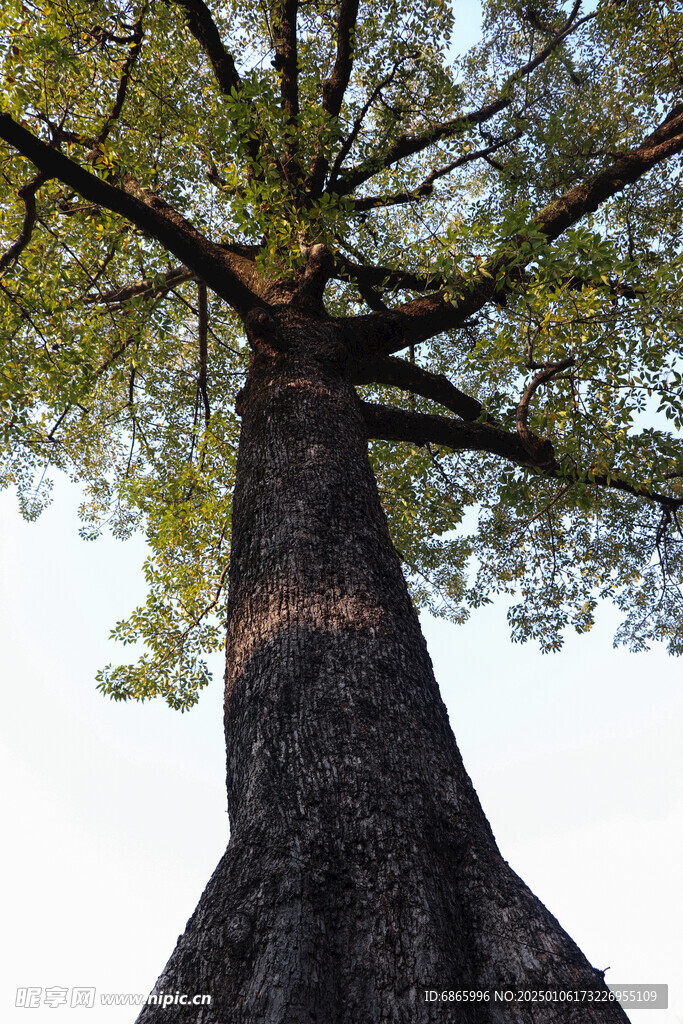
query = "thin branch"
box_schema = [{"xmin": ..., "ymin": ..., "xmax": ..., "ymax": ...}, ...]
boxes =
[
  {"xmin": 425, "ymin": 444, "xmax": 478, "ymax": 506},
  {"xmin": 35, "ymin": 214, "xmax": 125, "ymax": 339},
  {"xmin": 79, "ymin": 238, "xmax": 121, "ymax": 300},
  {"xmin": 166, "ymin": 283, "xmax": 241, "ymax": 356},
  {"xmin": 348, "ymin": 133, "xmax": 522, "ymax": 213},
  {"xmin": 125, "ymin": 417, "xmax": 137, "ymax": 477},
  {"xmin": 128, "ymin": 365, "xmax": 137, "ymax": 406},
  {"xmin": 86, "ymin": 266, "xmax": 197, "ymax": 306},
  {"xmin": 95, "ymin": 8, "xmax": 146, "ymax": 149},
  {"xmin": 547, "ymin": 506, "xmax": 559, "ymax": 587},
  {"xmin": 184, "ymin": 562, "xmax": 230, "ymax": 637},
  {"xmin": 197, "ymin": 280, "xmax": 211, "ymax": 425},
  {"xmin": 332, "ymin": 1, "xmax": 587, "ymax": 197},
  {"xmin": 0, "ymin": 172, "xmax": 46, "ymax": 274},
  {"xmin": 516, "ymin": 357, "xmax": 575, "ymax": 458},
  {"xmin": 31, "ymin": 11, "xmax": 145, "ymax": 161},
  {"xmin": 86, "ymin": 241, "xmax": 261, "ymax": 308},
  {"xmin": 508, "ymin": 484, "xmax": 573, "ymax": 544},
  {"xmin": 0, "ymin": 280, "xmax": 66, "ymax": 374},
  {"xmin": 32, "ymin": 115, "xmax": 93, "ymax": 150},
  {"xmin": 92, "ymin": 334, "xmax": 140, "ymax": 379},
  {"xmin": 138, "ymin": 561, "xmax": 230, "ymax": 677},
  {"xmin": 46, "ymin": 405, "xmax": 72, "ymax": 442},
  {"xmin": 326, "ymin": 57, "xmax": 411, "ymax": 189},
  {"xmin": 335, "ymin": 251, "xmax": 638, "ymax": 311}
]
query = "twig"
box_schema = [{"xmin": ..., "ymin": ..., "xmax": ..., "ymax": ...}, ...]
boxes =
[{"xmin": 516, "ymin": 357, "xmax": 575, "ymax": 457}]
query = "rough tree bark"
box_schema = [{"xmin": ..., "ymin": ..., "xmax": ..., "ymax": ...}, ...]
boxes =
[{"xmin": 135, "ymin": 312, "xmax": 628, "ymax": 1024}]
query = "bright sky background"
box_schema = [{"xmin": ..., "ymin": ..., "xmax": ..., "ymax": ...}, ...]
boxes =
[
  {"xmin": 1, "ymin": 472, "xmax": 682, "ymax": 1024},
  {"xmin": 1, "ymin": 3, "xmax": 681, "ymax": 1022}
]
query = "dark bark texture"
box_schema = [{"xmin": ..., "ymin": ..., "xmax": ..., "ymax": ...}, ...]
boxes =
[{"xmin": 135, "ymin": 317, "xmax": 627, "ymax": 1024}]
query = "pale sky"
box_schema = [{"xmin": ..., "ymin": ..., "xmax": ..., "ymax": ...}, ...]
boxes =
[{"xmin": 1, "ymin": 473, "xmax": 681, "ymax": 1024}]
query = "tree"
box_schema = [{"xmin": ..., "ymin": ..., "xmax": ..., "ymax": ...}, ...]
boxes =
[{"xmin": 1, "ymin": 0, "xmax": 681, "ymax": 1019}]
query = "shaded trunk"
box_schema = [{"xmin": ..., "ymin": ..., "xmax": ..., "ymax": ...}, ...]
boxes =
[{"xmin": 136, "ymin": 317, "xmax": 627, "ymax": 1023}]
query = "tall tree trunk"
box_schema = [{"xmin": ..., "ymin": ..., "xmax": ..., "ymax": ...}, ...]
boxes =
[{"xmin": 136, "ymin": 318, "xmax": 627, "ymax": 1023}]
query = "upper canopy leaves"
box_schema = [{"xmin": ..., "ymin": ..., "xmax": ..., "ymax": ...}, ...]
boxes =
[{"xmin": 1, "ymin": 0, "xmax": 682, "ymax": 705}]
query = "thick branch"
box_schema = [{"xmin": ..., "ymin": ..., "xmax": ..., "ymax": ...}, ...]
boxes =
[
  {"xmin": 362, "ymin": 401, "xmax": 539, "ymax": 464},
  {"xmin": 172, "ymin": 0, "xmax": 241, "ymax": 94},
  {"xmin": 323, "ymin": 0, "xmax": 360, "ymax": 118},
  {"xmin": 343, "ymin": 102, "xmax": 683, "ymax": 360},
  {"xmin": 363, "ymin": 402, "xmax": 683, "ymax": 510},
  {"xmin": 305, "ymin": 0, "xmax": 360, "ymax": 195},
  {"xmin": 0, "ymin": 114, "xmax": 260, "ymax": 314},
  {"xmin": 273, "ymin": 0, "xmax": 299, "ymax": 119},
  {"xmin": 272, "ymin": 0, "xmax": 300, "ymax": 177},
  {"xmin": 334, "ymin": 253, "xmax": 448, "ymax": 296},
  {"xmin": 292, "ymin": 243, "xmax": 335, "ymax": 312},
  {"xmin": 534, "ymin": 103, "xmax": 683, "ymax": 239},
  {"xmin": 171, "ymin": 0, "xmax": 260, "ymax": 167},
  {"xmin": 332, "ymin": 2, "xmax": 585, "ymax": 197},
  {"xmin": 346, "ymin": 272, "xmax": 388, "ymax": 311},
  {"xmin": 354, "ymin": 356, "xmax": 482, "ymax": 421}
]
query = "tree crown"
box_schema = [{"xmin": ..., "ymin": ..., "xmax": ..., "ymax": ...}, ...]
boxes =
[{"xmin": 1, "ymin": 0, "xmax": 682, "ymax": 707}]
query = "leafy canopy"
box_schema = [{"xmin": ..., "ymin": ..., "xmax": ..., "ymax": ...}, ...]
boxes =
[{"xmin": 1, "ymin": 0, "xmax": 682, "ymax": 708}]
